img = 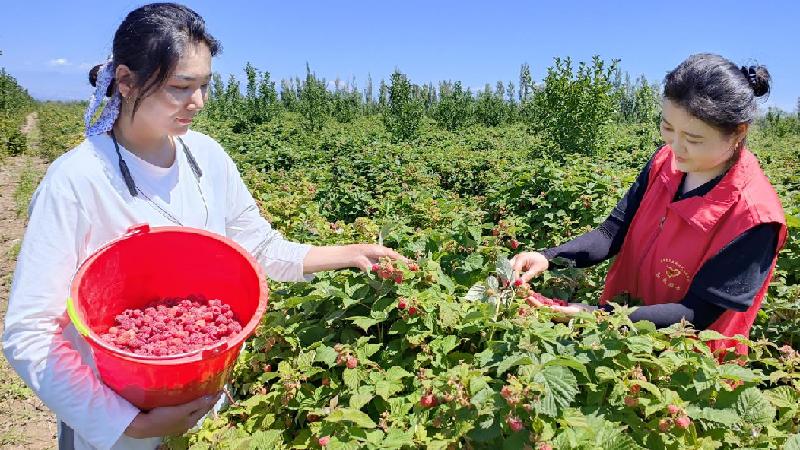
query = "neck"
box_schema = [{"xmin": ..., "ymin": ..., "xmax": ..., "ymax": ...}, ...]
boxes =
[
  {"xmin": 112, "ymin": 116, "xmax": 175, "ymax": 168},
  {"xmin": 683, "ymin": 159, "xmax": 733, "ymax": 192}
]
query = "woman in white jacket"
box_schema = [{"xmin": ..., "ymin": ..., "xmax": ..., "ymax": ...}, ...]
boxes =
[{"xmin": 2, "ymin": 3, "xmax": 403, "ymax": 449}]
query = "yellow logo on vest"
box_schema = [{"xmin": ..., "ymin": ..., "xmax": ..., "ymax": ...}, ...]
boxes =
[{"xmin": 655, "ymin": 258, "xmax": 691, "ymax": 292}]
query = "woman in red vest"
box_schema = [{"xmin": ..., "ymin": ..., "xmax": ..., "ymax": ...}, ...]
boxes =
[{"xmin": 511, "ymin": 53, "xmax": 787, "ymax": 356}]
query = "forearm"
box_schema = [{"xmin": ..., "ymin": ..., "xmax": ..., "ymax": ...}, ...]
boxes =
[
  {"xmin": 618, "ymin": 294, "xmax": 725, "ymax": 329},
  {"xmin": 541, "ymin": 226, "xmax": 615, "ymax": 268},
  {"xmin": 626, "ymin": 303, "xmax": 695, "ymax": 328},
  {"xmin": 302, "ymin": 245, "xmax": 356, "ymax": 273}
]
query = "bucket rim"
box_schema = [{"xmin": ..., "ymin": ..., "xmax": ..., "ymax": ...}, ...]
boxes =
[{"xmin": 68, "ymin": 223, "xmax": 270, "ymax": 365}]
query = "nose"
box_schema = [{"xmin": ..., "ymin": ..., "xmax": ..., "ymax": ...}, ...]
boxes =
[{"xmin": 188, "ymin": 87, "xmax": 205, "ymax": 111}]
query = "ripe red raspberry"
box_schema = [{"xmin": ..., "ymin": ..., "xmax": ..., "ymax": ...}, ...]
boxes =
[
  {"xmin": 408, "ymin": 306, "xmax": 418, "ymax": 316},
  {"xmin": 506, "ymin": 415, "xmax": 523, "ymax": 432},
  {"xmin": 675, "ymin": 416, "xmax": 691, "ymax": 429},
  {"xmin": 624, "ymin": 396, "xmax": 639, "ymax": 408},
  {"xmin": 420, "ymin": 393, "xmax": 437, "ymax": 408},
  {"xmin": 538, "ymin": 444, "xmax": 553, "ymax": 450},
  {"xmin": 513, "ymin": 279, "xmax": 523, "ymax": 287},
  {"xmin": 658, "ymin": 418, "xmax": 672, "ymax": 433},
  {"xmin": 100, "ymin": 297, "xmax": 241, "ymax": 357},
  {"xmin": 371, "ymin": 263, "xmax": 380, "ymax": 273},
  {"xmin": 408, "ymin": 262, "xmax": 419, "ymax": 272},
  {"xmin": 346, "ymin": 356, "xmax": 358, "ymax": 369},
  {"xmin": 667, "ymin": 404, "xmax": 681, "ymax": 416},
  {"xmin": 397, "ymin": 298, "xmax": 408, "ymax": 310},
  {"xmin": 263, "ymin": 364, "xmax": 272, "ymax": 373},
  {"xmin": 509, "ymin": 239, "xmax": 520, "ymax": 250},
  {"xmin": 393, "ymin": 272, "xmax": 404, "ymax": 283},
  {"xmin": 629, "ymin": 384, "xmax": 641, "ymax": 395},
  {"xmin": 318, "ymin": 435, "xmax": 330, "ymax": 446}
]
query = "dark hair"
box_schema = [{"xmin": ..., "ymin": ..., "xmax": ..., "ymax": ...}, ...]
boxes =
[
  {"xmin": 663, "ymin": 54, "xmax": 770, "ymax": 137},
  {"xmin": 88, "ymin": 3, "xmax": 222, "ymax": 118}
]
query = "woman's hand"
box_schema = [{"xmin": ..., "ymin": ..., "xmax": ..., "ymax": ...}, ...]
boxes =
[
  {"xmin": 510, "ymin": 251, "xmax": 550, "ymax": 282},
  {"xmin": 344, "ymin": 243, "xmax": 408, "ymax": 272},
  {"xmin": 124, "ymin": 393, "xmax": 219, "ymax": 439},
  {"xmin": 526, "ymin": 296, "xmax": 598, "ymax": 322},
  {"xmin": 303, "ymin": 244, "xmax": 407, "ymax": 274}
]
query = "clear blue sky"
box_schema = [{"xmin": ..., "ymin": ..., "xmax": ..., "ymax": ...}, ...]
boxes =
[{"xmin": 2, "ymin": 0, "xmax": 798, "ymax": 112}]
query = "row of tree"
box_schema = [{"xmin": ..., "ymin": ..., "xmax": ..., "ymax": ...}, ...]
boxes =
[
  {"xmin": 205, "ymin": 56, "xmax": 660, "ymax": 133},
  {"xmin": 201, "ymin": 56, "xmax": 799, "ymax": 154},
  {"xmin": 0, "ymin": 60, "xmax": 35, "ymax": 156}
]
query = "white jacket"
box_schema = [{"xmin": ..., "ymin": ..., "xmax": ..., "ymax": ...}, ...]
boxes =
[{"xmin": 2, "ymin": 130, "xmax": 312, "ymax": 449}]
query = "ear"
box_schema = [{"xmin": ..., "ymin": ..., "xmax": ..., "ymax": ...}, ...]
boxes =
[
  {"xmin": 733, "ymin": 123, "xmax": 749, "ymax": 147},
  {"xmin": 114, "ymin": 64, "xmax": 135, "ymax": 99}
]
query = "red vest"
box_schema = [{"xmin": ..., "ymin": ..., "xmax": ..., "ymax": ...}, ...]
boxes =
[{"xmin": 600, "ymin": 145, "xmax": 787, "ymax": 356}]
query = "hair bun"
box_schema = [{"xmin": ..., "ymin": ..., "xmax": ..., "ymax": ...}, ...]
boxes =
[
  {"xmin": 88, "ymin": 63, "xmax": 115, "ymax": 97},
  {"xmin": 740, "ymin": 65, "xmax": 771, "ymax": 98}
]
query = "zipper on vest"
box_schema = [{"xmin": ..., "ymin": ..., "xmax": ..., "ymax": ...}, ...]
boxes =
[{"xmin": 632, "ymin": 215, "xmax": 666, "ymax": 296}]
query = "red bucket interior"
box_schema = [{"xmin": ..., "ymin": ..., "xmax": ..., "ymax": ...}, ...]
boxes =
[{"xmin": 69, "ymin": 224, "xmax": 268, "ymax": 409}]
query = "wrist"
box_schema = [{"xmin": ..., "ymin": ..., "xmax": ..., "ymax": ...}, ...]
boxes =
[
  {"xmin": 124, "ymin": 412, "xmax": 151, "ymax": 439},
  {"xmin": 340, "ymin": 244, "xmax": 361, "ymax": 269}
]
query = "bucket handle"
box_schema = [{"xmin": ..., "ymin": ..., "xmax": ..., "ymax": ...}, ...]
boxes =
[
  {"xmin": 66, "ymin": 297, "xmax": 92, "ymax": 337},
  {"xmin": 125, "ymin": 223, "xmax": 151, "ymax": 237}
]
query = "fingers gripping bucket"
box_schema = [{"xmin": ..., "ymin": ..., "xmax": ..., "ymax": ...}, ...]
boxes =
[{"xmin": 66, "ymin": 224, "xmax": 269, "ymax": 410}]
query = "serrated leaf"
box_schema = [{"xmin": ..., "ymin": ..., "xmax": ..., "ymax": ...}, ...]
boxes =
[
  {"xmin": 496, "ymin": 257, "xmax": 513, "ymax": 282},
  {"xmin": 764, "ymin": 385, "xmax": 799, "ymax": 409},
  {"xmin": 497, "ymin": 354, "xmax": 533, "ymax": 376},
  {"xmin": 534, "ymin": 365, "xmax": 579, "ymax": 417},
  {"xmin": 464, "ymin": 283, "xmax": 486, "ymax": 302},
  {"xmin": 463, "ymin": 252, "xmax": 484, "ymax": 271},
  {"xmin": 343, "ymin": 368, "xmax": 362, "ymax": 390},
  {"xmin": 326, "ymin": 408, "xmax": 376, "ymax": 428},
  {"xmin": 314, "ymin": 345, "xmax": 338, "ymax": 368},
  {"xmin": 685, "ymin": 406, "xmax": 740, "ymax": 425},
  {"xmin": 349, "ymin": 316, "xmax": 379, "ymax": 332},
  {"xmin": 349, "ymin": 391, "xmax": 374, "ymax": 409},
  {"xmin": 248, "ymin": 429, "xmax": 283, "ymax": 449},
  {"xmin": 785, "ymin": 434, "xmax": 800, "ymax": 450},
  {"xmin": 735, "ymin": 387, "xmax": 776, "ymax": 426}
]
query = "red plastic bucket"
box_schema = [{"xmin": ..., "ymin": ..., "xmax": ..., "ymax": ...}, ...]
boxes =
[{"xmin": 66, "ymin": 224, "xmax": 269, "ymax": 410}]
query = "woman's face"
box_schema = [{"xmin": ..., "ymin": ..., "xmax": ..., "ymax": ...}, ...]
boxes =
[
  {"xmin": 659, "ymin": 99, "xmax": 745, "ymax": 174},
  {"xmin": 117, "ymin": 42, "xmax": 212, "ymax": 137}
]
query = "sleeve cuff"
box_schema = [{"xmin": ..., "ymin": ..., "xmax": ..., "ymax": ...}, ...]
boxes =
[{"xmin": 261, "ymin": 240, "xmax": 314, "ymax": 282}]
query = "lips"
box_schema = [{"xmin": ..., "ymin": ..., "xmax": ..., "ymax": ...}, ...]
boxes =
[{"xmin": 176, "ymin": 117, "xmax": 193, "ymax": 125}]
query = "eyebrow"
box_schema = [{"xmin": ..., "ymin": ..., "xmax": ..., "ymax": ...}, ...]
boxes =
[
  {"xmin": 661, "ymin": 118, "xmax": 705, "ymax": 139},
  {"xmin": 173, "ymin": 74, "xmax": 212, "ymax": 82}
]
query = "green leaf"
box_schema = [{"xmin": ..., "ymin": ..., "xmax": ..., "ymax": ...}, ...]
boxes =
[
  {"xmin": 381, "ymin": 429, "xmax": 415, "ymax": 448},
  {"xmin": 497, "ymin": 354, "xmax": 533, "ymax": 376},
  {"xmin": 735, "ymin": 387, "xmax": 776, "ymax": 426},
  {"xmin": 326, "ymin": 408, "xmax": 377, "ymax": 428},
  {"xmin": 249, "ymin": 429, "xmax": 284, "ymax": 449},
  {"xmin": 314, "ymin": 345, "xmax": 339, "ymax": 368},
  {"xmin": 685, "ymin": 406, "xmax": 740, "ymax": 425},
  {"xmin": 343, "ymin": 368, "xmax": 362, "ymax": 390},
  {"xmin": 349, "ymin": 390, "xmax": 374, "ymax": 409},
  {"xmin": 496, "ymin": 257, "xmax": 513, "ymax": 282},
  {"xmin": 463, "ymin": 252, "xmax": 484, "ymax": 271},
  {"xmin": 785, "ymin": 434, "xmax": 800, "ymax": 450},
  {"xmin": 464, "ymin": 283, "xmax": 486, "ymax": 302},
  {"xmin": 534, "ymin": 365, "xmax": 579, "ymax": 417},
  {"xmin": 765, "ymin": 385, "xmax": 800, "ymax": 409}
]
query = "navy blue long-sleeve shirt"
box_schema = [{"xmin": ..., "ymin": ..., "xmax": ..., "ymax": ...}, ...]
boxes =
[{"xmin": 542, "ymin": 150, "xmax": 779, "ymax": 329}]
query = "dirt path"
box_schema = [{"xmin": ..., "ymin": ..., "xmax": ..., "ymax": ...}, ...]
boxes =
[{"xmin": 0, "ymin": 112, "xmax": 57, "ymax": 449}]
